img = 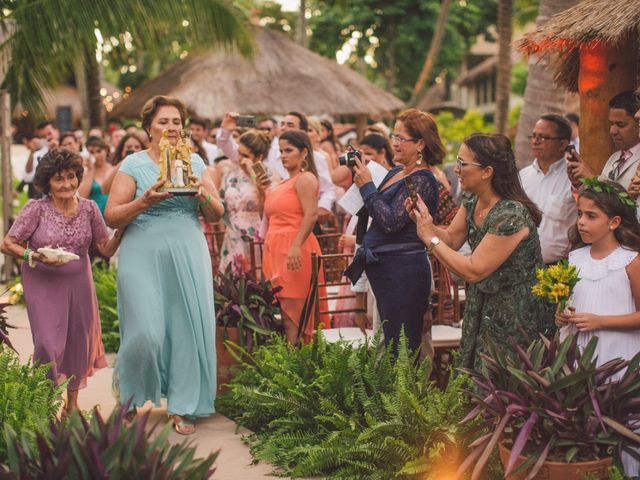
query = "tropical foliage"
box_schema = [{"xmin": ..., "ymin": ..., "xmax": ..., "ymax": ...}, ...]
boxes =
[
  {"xmin": 1, "ymin": 402, "xmax": 219, "ymax": 478},
  {"xmin": 1, "ymin": 0, "xmax": 253, "ymax": 117},
  {"xmin": 218, "ymin": 331, "xmax": 473, "ymax": 479},
  {"xmin": 306, "ymin": 0, "xmax": 498, "ymax": 100},
  {"xmin": 435, "ymin": 111, "xmax": 493, "ymax": 164},
  {"xmin": 92, "ymin": 262, "xmax": 120, "ymax": 353},
  {"xmin": 214, "ymin": 269, "xmax": 283, "ymax": 350},
  {"xmin": 5, "ymin": 276, "xmax": 24, "ymax": 306},
  {"xmin": 458, "ymin": 333, "xmax": 640, "ymax": 479},
  {"xmin": 0, "ymin": 346, "xmax": 65, "ymax": 461}
]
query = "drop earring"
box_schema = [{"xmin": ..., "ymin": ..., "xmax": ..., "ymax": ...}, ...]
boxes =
[{"xmin": 416, "ymin": 151, "xmax": 424, "ymax": 166}]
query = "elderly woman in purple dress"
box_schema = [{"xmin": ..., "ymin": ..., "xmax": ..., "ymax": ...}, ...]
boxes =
[{"xmin": 1, "ymin": 148, "xmax": 122, "ymax": 415}]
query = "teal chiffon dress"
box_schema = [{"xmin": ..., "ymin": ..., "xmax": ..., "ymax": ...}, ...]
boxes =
[{"xmin": 113, "ymin": 151, "xmax": 216, "ymax": 417}]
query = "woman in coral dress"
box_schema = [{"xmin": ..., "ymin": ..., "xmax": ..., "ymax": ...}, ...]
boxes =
[{"xmin": 260, "ymin": 130, "xmax": 325, "ymax": 343}]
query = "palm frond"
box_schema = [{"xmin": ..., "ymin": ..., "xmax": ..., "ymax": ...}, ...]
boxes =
[{"xmin": 1, "ymin": 0, "xmax": 254, "ymax": 115}]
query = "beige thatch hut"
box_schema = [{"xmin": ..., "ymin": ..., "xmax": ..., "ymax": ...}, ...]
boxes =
[
  {"xmin": 519, "ymin": 0, "xmax": 640, "ymax": 172},
  {"xmin": 112, "ymin": 27, "xmax": 403, "ymax": 125}
]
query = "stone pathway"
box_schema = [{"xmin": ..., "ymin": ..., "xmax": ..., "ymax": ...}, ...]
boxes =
[{"xmin": 3, "ymin": 300, "xmax": 287, "ymax": 480}]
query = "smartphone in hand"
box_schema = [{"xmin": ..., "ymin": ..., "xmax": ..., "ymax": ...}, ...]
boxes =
[
  {"xmin": 565, "ymin": 144, "xmax": 579, "ymax": 163},
  {"xmin": 236, "ymin": 115, "xmax": 257, "ymax": 128},
  {"xmin": 252, "ymin": 162, "xmax": 271, "ymax": 185},
  {"xmin": 404, "ymin": 175, "xmax": 418, "ymax": 208}
]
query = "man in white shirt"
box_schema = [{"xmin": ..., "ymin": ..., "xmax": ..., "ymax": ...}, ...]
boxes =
[
  {"xmin": 258, "ymin": 117, "xmax": 277, "ymax": 140},
  {"xmin": 24, "ymin": 121, "xmax": 59, "ymax": 198},
  {"xmin": 189, "ymin": 116, "xmax": 221, "ymax": 163},
  {"xmin": 520, "ymin": 114, "xmax": 577, "ymax": 264},
  {"xmin": 568, "ymin": 91, "xmax": 640, "ymax": 193}
]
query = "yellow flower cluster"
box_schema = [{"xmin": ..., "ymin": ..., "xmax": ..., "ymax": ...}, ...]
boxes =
[
  {"xmin": 531, "ymin": 259, "xmax": 580, "ymax": 307},
  {"xmin": 8, "ymin": 282, "xmax": 23, "ymax": 305}
]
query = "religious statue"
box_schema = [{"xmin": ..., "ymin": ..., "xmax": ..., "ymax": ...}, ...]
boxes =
[{"xmin": 157, "ymin": 129, "xmax": 198, "ymax": 195}]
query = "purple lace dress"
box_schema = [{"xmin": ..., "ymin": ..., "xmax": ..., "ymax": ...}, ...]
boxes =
[{"xmin": 8, "ymin": 197, "xmax": 109, "ymax": 390}]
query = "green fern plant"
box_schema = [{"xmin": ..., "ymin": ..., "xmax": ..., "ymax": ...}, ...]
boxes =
[
  {"xmin": 0, "ymin": 345, "xmax": 65, "ymax": 461},
  {"xmin": 92, "ymin": 262, "xmax": 119, "ymax": 352},
  {"xmin": 218, "ymin": 331, "xmax": 473, "ymax": 479}
]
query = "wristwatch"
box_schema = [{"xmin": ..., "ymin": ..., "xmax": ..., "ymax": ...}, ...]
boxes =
[{"xmin": 427, "ymin": 236, "xmax": 441, "ymax": 252}]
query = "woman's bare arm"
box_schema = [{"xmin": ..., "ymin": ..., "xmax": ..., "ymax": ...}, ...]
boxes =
[{"xmin": 104, "ymin": 172, "xmax": 171, "ymax": 229}]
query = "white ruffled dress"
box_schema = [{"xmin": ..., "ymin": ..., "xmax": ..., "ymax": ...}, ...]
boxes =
[{"xmin": 569, "ymin": 245, "xmax": 640, "ymax": 477}]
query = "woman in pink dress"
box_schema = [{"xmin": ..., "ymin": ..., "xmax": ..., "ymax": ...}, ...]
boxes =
[{"xmin": 2, "ymin": 148, "xmax": 122, "ymax": 414}]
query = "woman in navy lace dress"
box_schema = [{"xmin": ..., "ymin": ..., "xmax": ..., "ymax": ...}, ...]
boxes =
[{"xmin": 346, "ymin": 109, "xmax": 441, "ymax": 352}]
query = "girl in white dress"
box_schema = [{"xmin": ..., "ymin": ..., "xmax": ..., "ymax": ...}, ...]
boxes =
[{"xmin": 556, "ymin": 179, "xmax": 640, "ymax": 477}]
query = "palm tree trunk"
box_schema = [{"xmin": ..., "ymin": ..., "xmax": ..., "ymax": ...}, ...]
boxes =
[
  {"xmin": 84, "ymin": 47, "xmax": 105, "ymax": 129},
  {"xmin": 297, "ymin": 0, "xmax": 307, "ymax": 47},
  {"xmin": 513, "ymin": 0, "xmax": 580, "ymax": 168},
  {"xmin": 410, "ymin": 0, "xmax": 453, "ymax": 105},
  {"xmin": 494, "ymin": 0, "xmax": 512, "ymax": 135}
]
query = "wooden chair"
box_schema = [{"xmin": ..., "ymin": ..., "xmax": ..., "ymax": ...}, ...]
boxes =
[
  {"xmin": 310, "ymin": 252, "xmax": 372, "ymax": 345},
  {"xmin": 202, "ymin": 220, "xmax": 219, "ymax": 276},
  {"xmin": 429, "ymin": 255, "xmax": 465, "ymax": 326},
  {"xmin": 316, "ymin": 233, "xmax": 343, "ymax": 255},
  {"xmin": 429, "ymin": 255, "xmax": 465, "ymax": 389},
  {"xmin": 212, "ymin": 222, "xmax": 226, "ymax": 255},
  {"xmin": 248, "ymin": 239, "xmax": 264, "ymax": 280}
]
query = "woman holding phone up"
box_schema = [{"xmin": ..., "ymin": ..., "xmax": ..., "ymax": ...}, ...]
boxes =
[
  {"xmin": 345, "ymin": 109, "xmax": 440, "ymax": 354},
  {"xmin": 213, "ymin": 113, "xmax": 280, "ymax": 272}
]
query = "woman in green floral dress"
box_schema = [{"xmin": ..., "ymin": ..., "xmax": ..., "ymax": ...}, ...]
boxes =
[{"xmin": 409, "ymin": 134, "xmax": 555, "ymax": 371}]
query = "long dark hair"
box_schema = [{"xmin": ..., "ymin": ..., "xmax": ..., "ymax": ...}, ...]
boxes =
[
  {"xmin": 111, "ymin": 132, "xmax": 145, "ymax": 165},
  {"xmin": 464, "ymin": 133, "xmax": 542, "ymax": 226},
  {"xmin": 279, "ymin": 130, "xmax": 318, "ymax": 177},
  {"xmin": 360, "ymin": 133, "xmax": 394, "ymax": 168},
  {"xmin": 320, "ymin": 119, "xmax": 342, "ymax": 152},
  {"xmin": 568, "ymin": 181, "xmax": 640, "ymax": 252}
]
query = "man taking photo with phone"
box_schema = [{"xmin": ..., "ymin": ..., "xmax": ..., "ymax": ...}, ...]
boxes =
[{"xmin": 567, "ymin": 91, "xmax": 640, "ymax": 197}]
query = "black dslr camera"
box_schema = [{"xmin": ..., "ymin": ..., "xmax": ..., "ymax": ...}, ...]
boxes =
[{"xmin": 338, "ymin": 143, "xmax": 361, "ymax": 168}]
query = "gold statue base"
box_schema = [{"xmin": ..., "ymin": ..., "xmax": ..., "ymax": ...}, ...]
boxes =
[{"xmin": 159, "ymin": 186, "xmax": 199, "ymax": 196}]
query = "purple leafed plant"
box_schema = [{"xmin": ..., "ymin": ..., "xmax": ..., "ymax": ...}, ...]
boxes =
[
  {"xmin": 456, "ymin": 333, "xmax": 640, "ymax": 479},
  {"xmin": 0, "ymin": 400, "xmax": 219, "ymax": 478},
  {"xmin": 0, "ymin": 299, "xmax": 16, "ymax": 351},
  {"xmin": 214, "ymin": 268, "xmax": 284, "ymax": 351}
]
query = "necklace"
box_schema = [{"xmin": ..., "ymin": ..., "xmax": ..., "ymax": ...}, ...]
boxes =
[{"xmin": 476, "ymin": 200, "xmax": 496, "ymax": 220}]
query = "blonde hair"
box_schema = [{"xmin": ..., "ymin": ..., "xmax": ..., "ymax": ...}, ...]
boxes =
[{"xmin": 307, "ymin": 116, "xmax": 322, "ymax": 134}]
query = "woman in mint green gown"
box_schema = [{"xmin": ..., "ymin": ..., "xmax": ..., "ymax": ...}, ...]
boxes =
[{"xmin": 105, "ymin": 96, "xmax": 224, "ymax": 434}]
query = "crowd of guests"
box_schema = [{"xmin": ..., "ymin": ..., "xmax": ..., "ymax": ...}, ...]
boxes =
[{"xmin": 4, "ymin": 90, "xmax": 640, "ymax": 475}]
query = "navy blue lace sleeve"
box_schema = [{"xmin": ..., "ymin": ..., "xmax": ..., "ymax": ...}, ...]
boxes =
[{"xmin": 360, "ymin": 170, "xmax": 439, "ymax": 234}]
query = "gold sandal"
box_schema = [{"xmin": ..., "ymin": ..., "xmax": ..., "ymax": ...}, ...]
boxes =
[{"xmin": 169, "ymin": 414, "xmax": 196, "ymax": 435}]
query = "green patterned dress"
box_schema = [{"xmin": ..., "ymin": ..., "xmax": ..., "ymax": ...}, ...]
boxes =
[{"xmin": 458, "ymin": 194, "xmax": 555, "ymax": 371}]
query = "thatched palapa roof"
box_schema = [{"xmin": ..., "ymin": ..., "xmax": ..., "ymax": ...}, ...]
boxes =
[
  {"xmin": 518, "ymin": 0, "xmax": 640, "ymax": 92},
  {"xmin": 113, "ymin": 27, "xmax": 403, "ymax": 119}
]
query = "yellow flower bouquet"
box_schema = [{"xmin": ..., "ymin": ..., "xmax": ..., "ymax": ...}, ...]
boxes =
[{"xmin": 531, "ymin": 259, "xmax": 580, "ymax": 312}]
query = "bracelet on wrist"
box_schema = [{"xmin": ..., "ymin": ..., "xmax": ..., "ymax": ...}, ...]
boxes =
[
  {"xmin": 28, "ymin": 250, "xmax": 36, "ymax": 268},
  {"xmin": 199, "ymin": 194, "xmax": 212, "ymax": 207},
  {"xmin": 23, "ymin": 248, "xmax": 31, "ymax": 262}
]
